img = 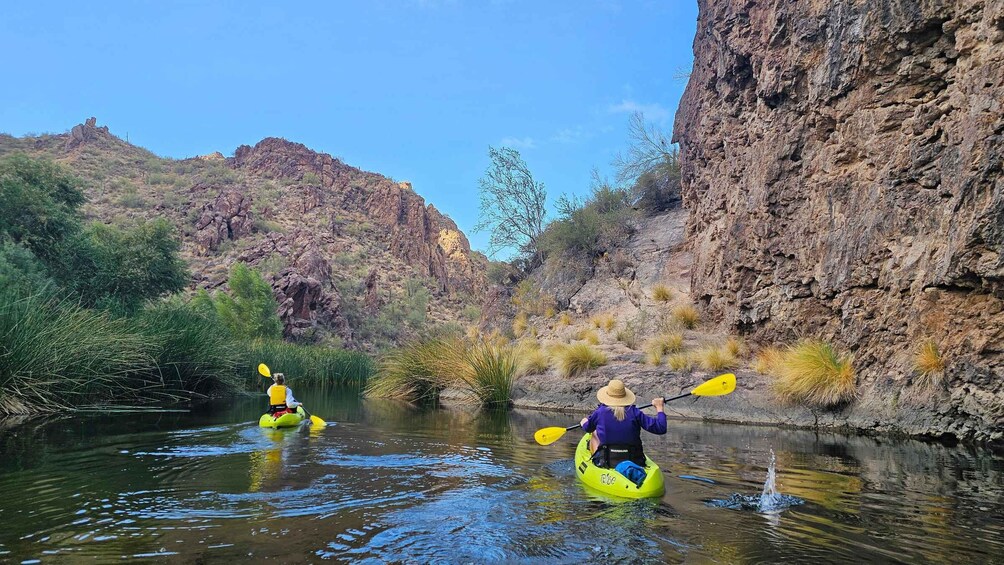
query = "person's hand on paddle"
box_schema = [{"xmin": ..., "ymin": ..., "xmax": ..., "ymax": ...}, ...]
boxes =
[
  {"xmin": 579, "ymin": 417, "xmax": 589, "ymax": 428},
  {"xmin": 652, "ymin": 397, "xmax": 664, "ymax": 412}
]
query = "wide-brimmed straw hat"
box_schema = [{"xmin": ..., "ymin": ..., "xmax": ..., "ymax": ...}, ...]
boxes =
[{"xmin": 597, "ymin": 379, "xmax": 635, "ymax": 407}]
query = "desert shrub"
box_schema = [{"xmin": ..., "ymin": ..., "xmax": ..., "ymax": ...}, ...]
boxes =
[
  {"xmin": 544, "ymin": 306, "xmax": 556, "ymax": 318},
  {"xmin": 516, "ymin": 342, "xmax": 550, "ymax": 376},
  {"xmin": 615, "ymin": 325, "xmax": 640, "ymax": 350},
  {"xmin": 60, "ymin": 219, "xmax": 189, "ymax": 313},
  {"xmin": 539, "ymin": 182, "xmax": 634, "ymax": 262},
  {"xmin": 462, "ymin": 305, "xmax": 482, "ymax": 322},
  {"xmin": 302, "ymin": 171, "xmax": 321, "ymax": 185},
  {"xmin": 555, "ymin": 343, "xmax": 607, "ymax": 378},
  {"xmin": 0, "ymin": 153, "xmax": 84, "ymax": 263},
  {"xmin": 194, "ymin": 263, "xmax": 283, "ymax": 340},
  {"xmin": 672, "ymin": 304, "xmax": 700, "ymax": 329},
  {"xmin": 772, "ymin": 341, "xmax": 855, "ymax": 407},
  {"xmin": 591, "ymin": 313, "xmax": 616, "ymax": 332},
  {"xmin": 651, "ymin": 285, "xmax": 673, "ymax": 303},
  {"xmin": 725, "ymin": 336, "xmax": 744, "ymax": 358},
  {"xmin": 461, "ymin": 342, "xmax": 518, "ymax": 406}
]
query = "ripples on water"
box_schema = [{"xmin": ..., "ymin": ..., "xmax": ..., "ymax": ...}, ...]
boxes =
[{"xmin": 0, "ymin": 393, "xmax": 1002, "ymax": 564}]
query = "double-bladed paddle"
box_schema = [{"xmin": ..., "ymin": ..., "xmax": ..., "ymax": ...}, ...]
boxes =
[
  {"xmin": 257, "ymin": 363, "xmax": 327, "ymax": 428},
  {"xmin": 533, "ymin": 373, "xmax": 736, "ymax": 446}
]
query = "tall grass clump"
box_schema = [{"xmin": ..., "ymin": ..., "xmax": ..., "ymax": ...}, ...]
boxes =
[
  {"xmin": 0, "ymin": 287, "xmax": 154, "ymax": 413},
  {"xmin": 365, "ymin": 337, "xmax": 464, "ymax": 402},
  {"xmin": 512, "ymin": 311, "xmax": 529, "ymax": 337},
  {"xmin": 461, "ymin": 342, "xmax": 518, "ymax": 406},
  {"xmin": 651, "ymin": 285, "xmax": 673, "ymax": 303},
  {"xmin": 914, "ymin": 340, "xmax": 945, "ymax": 386},
  {"xmin": 138, "ymin": 301, "xmax": 240, "ymax": 396},
  {"xmin": 590, "ymin": 313, "xmax": 616, "ymax": 332},
  {"xmin": 696, "ymin": 344, "xmax": 738, "ymax": 371},
  {"xmin": 672, "ymin": 305, "xmax": 700, "ymax": 329},
  {"xmin": 515, "ymin": 340, "xmax": 550, "ymax": 376},
  {"xmin": 366, "ymin": 336, "xmax": 517, "ymax": 406},
  {"xmin": 667, "ymin": 353, "xmax": 694, "ymax": 371},
  {"xmin": 753, "ymin": 346, "xmax": 784, "ymax": 375},
  {"xmin": 238, "ymin": 338, "xmax": 373, "ymax": 387},
  {"xmin": 575, "ymin": 328, "xmax": 600, "ymax": 345},
  {"xmin": 556, "ymin": 312, "xmax": 572, "ymax": 328},
  {"xmin": 772, "ymin": 341, "xmax": 855, "ymax": 407},
  {"xmin": 644, "ymin": 333, "xmax": 684, "ymax": 365},
  {"xmin": 555, "ymin": 343, "xmax": 607, "ymax": 378}
]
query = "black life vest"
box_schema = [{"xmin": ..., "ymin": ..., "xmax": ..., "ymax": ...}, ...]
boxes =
[{"xmin": 591, "ymin": 443, "xmax": 646, "ymax": 468}]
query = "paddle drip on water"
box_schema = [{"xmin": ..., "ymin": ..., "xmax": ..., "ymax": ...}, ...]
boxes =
[{"xmin": 706, "ymin": 447, "xmax": 803, "ymax": 512}]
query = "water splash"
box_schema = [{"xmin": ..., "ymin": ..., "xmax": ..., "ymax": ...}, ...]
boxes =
[{"xmin": 706, "ymin": 448, "xmax": 803, "ymax": 513}]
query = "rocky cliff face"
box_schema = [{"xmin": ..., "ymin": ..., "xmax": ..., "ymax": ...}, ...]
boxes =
[{"xmin": 675, "ymin": 0, "xmax": 1004, "ymax": 440}]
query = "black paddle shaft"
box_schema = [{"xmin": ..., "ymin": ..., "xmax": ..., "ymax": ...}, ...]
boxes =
[
  {"xmin": 637, "ymin": 391, "xmax": 692, "ymax": 410},
  {"xmin": 565, "ymin": 391, "xmax": 693, "ymax": 431}
]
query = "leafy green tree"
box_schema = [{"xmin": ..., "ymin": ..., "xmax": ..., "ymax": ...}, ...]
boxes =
[
  {"xmin": 0, "ymin": 240, "xmax": 53, "ymax": 290},
  {"xmin": 475, "ymin": 146, "xmax": 547, "ymax": 265},
  {"xmin": 197, "ymin": 263, "xmax": 283, "ymax": 340},
  {"xmin": 62, "ymin": 219, "xmax": 188, "ymax": 312},
  {"xmin": 0, "ymin": 154, "xmax": 84, "ymax": 263}
]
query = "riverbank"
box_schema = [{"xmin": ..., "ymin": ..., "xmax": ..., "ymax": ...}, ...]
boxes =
[{"xmin": 510, "ymin": 363, "xmax": 1004, "ymax": 448}]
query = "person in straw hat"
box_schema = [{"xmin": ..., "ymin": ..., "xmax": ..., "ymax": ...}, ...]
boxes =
[{"xmin": 579, "ymin": 379, "xmax": 666, "ymax": 468}]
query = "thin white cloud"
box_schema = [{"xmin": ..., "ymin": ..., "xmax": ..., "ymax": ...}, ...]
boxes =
[
  {"xmin": 500, "ymin": 136, "xmax": 537, "ymax": 150},
  {"xmin": 608, "ymin": 99, "xmax": 670, "ymax": 123},
  {"xmin": 551, "ymin": 126, "xmax": 591, "ymax": 144}
]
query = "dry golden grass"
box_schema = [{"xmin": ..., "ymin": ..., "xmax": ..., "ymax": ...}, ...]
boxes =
[
  {"xmin": 753, "ymin": 346, "xmax": 784, "ymax": 374},
  {"xmin": 575, "ymin": 328, "xmax": 600, "ymax": 345},
  {"xmin": 512, "ymin": 311, "xmax": 528, "ymax": 337},
  {"xmin": 667, "ymin": 353, "xmax": 694, "ymax": 371},
  {"xmin": 696, "ymin": 344, "xmax": 738, "ymax": 371},
  {"xmin": 544, "ymin": 306, "xmax": 556, "ymax": 318},
  {"xmin": 645, "ymin": 347, "xmax": 663, "ymax": 366},
  {"xmin": 672, "ymin": 305, "xmax": 700, "ymax": 329},
  {"xmin": 515, "ymin": 340, "xmax": 550, "ymax": 376},
  {"xmin": 914, "ymin": 340, "xmax": 945, "ymax": 387},
  {"xmin": 772, "ymin": 341, "xmax": 855, "ymax": 407},
  {"xmin": 651, "ymin": 284, "xmax": 673, "ymax": 303},
  {"xmin": 595, "ymin": 313, "xmax": 616, "ymax": 332},
  {"xmin": 556, "ymin": 312, "xmax": 572, "ymax": 328},
  {"xmin": 555, "ymin": 343, "xmax": 607, "ymax": 377},
  {"xmin": 725, "ymin": 336, "xmax": 744, "ymax": 358}
]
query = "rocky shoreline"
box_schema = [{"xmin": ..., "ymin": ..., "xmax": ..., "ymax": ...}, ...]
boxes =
[{"xmin": 510, "ymin": 361, "xmax": 1004, "ymax": 449}]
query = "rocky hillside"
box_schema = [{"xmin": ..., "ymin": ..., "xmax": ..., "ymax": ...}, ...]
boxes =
[
  {"xmin": 674, "ymin": 1, "xmax": 1003, "ymax": 440},
  {"xmin": 0, "ymin": 118, "xmax": 487, "ymax": 347}
]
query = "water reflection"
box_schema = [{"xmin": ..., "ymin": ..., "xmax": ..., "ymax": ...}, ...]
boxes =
[{"xmin": 0, "ymin": 391, "xmax": 1001, "ymax": 563}]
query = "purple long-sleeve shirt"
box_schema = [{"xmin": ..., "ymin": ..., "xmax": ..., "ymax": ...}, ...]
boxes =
[{"xmin": 582, "ymin": 404, "xmax": 667, "ymax": 446}]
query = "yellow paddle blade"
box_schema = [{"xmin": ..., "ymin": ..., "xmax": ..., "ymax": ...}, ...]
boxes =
[
  {"xmin": 691, "ymin": 373, "xmax": 736, "ymax": 397},
  {"xmin": 534, "ymin": 426, "xmax": 569, "ymax": 446},
  {"xmin": 258, "ymin": 363, "xmax": 271, "ymax": 378},
  {"xmin": 309, "ymin": 415, "xmax": 327, "ymax": 427}
]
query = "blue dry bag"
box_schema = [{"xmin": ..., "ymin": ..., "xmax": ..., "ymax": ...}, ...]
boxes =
[{"xmin": 614, "ymin": 460, "xmax": 648, "ymax": 487}]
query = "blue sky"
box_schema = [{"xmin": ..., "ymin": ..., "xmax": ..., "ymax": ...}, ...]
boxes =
[{"xmin": 0, "ymin": 0, "xmax": 698, "ymax": 255}]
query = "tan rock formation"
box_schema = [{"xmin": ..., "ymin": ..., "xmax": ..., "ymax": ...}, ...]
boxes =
[{"xmin": 675, "ymin": 0, "xmax": 1004, "ymax": 440}]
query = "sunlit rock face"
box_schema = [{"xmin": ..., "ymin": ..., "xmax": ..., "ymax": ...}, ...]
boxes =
[{"xmin": 675, "ymin": 0, "xmax": 1004, "ymax": 440}]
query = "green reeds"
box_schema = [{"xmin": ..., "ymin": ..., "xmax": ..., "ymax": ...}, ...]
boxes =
[{"xmin": 237, "ymin": 338, "xmax": 373, "ymax": 387}]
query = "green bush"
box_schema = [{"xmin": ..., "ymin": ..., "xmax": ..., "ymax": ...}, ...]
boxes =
[
  {"xmin": 0, "ymin": 153, "xmax": 84, "ymax": 263},
  {"xmin": 59, "ymin": 219, "xmax": 188, "ymax": 312},
  {"xmin": 195, "ymin": 263, "xmax": 283, "ymax": 339},
  {"xmin": 538, "ymin": 183, "xmax": 634, "ymax": 262}
]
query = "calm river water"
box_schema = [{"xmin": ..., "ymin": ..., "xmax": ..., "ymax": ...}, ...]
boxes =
[{"xmin": 1, "ymin": 388, "xmax": 1002, "ymax": 564}]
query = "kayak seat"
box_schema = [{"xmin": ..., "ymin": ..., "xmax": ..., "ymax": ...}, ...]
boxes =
[{"xmin": 591, "ymin": 443, "xmax": 646, "ymax": 469}]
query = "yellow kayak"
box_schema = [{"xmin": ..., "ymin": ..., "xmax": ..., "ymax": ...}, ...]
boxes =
[
  {"xmin": 574, "ymin": 433, "xmax": 665, "ymax": 499},
  {"xmin": 258, "ymin": 406, "xmax": 306, "ymax": 428}
]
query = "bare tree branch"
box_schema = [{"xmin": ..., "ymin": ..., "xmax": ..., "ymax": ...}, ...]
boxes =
[{"xmin": 475, "ymin": 146, "xmax": 547, "ymax": 263}]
